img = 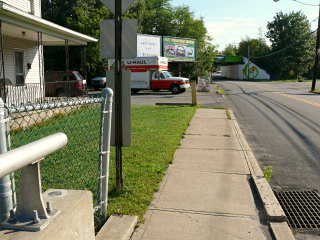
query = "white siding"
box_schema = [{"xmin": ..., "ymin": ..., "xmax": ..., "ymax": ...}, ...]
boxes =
[
  {"xmin": 3, "ymin": 35, "xmax": 42, "ymax": 85},
  {"xmin": 2, "ymin": 0, "xmax": 41, "ymax": 17}
]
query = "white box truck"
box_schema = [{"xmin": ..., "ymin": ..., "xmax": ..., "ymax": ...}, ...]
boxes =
[{"xmin": 108, "ymin": 57, "xmax": 190, "ymax": 94}]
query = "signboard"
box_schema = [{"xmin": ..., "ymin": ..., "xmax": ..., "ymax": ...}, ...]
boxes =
[
  {"xmin": 101, "ymin": 0, "xmax": 136, "ymax": 15},
  {"xmin": 137, "ymin": 34, "xmax": 162, "ymax": 57},
  {"xmin": 163, "ymin": 36, "xmax": 196, "ymax": 62},
  {"xmin": 100, "ymin": 19, "xmax": 137, "ymax": 59},
  {"xmin": 196, "ymin": 77, "xmax": 210, "ymax": 92}
]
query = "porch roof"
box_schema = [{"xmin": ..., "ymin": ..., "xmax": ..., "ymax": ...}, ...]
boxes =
[{"xmin": 0, "ymin": 2, "xmax": 97, "ymax": 46}]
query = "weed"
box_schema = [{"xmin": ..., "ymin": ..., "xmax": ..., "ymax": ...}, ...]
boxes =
[
  {"xmin": 216, "ymin": 86, "xmax": 225, "ymax": 95},
  {"xmin": 214, "ymin": 107, "xmax": 229, "ymax": 110},
  {"xmin": 310, "ymin": 89, "xmax": 320, "ymax": 94},
  {"xmin": 263, "ymin": 166, "xmax": 273, "ymax": 183},
  {"xmin": 226, "ymin": 110, "xmax": 231, "ymax": 120}
]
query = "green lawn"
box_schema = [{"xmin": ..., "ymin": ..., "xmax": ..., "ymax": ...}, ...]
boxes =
[
  {"xmin": 107, "ymin": 105, "xmax": 196, "ymax": 220},
  {"xmin": 10, "ymin": 105, "xmax": 196, "ymax": 222},
  {"xmin": 310, "ymin": 89, "xmax": 320, "ymax": 94}
]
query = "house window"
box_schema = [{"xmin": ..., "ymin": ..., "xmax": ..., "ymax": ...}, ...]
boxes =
[
  {"xmin": 27, "ymin": 0, "xmax": 34, "ymax": 14},
  {"xmin": 15, "ymin": 51, "xmax": 25, "ymax": 85}
]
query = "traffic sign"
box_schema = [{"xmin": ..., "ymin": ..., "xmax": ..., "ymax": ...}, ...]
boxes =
[
  {"xmin": 101, "ymin": 0, "xmax": 136, "ymax": 15},
  {"xmin": 100, "ymin": 19, "xmax": 137, "ymax": 59}
]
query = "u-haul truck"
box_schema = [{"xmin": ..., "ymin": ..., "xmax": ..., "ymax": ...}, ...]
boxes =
[{"xmin": 108, "ymin": 57, "xmax": 190, "ymax": 94}]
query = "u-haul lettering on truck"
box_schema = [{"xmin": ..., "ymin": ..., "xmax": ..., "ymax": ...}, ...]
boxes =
[{"xmin": 126, "ymin": 60, "xmax": 147, "ymax": 65}]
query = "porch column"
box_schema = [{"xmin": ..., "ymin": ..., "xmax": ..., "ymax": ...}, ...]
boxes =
[
  {"xmin": 37, "ymin": 32, "xmax": 44, "ymax": 101},
  {"xmin": 65, "ymin": 39, "xmax": 70, "ymax": 97},
  {"xmin": 0, "ymin": 21, "xmax": 6, "ymax": 102},
  {"xmin": 81, "ymin": 46, "xmax": 87, "ymax": 81}
]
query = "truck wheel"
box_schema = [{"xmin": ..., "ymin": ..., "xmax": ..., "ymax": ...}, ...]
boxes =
[{"xmin": 170, "ymin": 84, "xmax": 181, "ymax": 94}]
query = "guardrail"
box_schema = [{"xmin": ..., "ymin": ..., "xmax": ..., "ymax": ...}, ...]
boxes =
[{"xmin": 0, "ymin": 133, "xmax": 68, "ymax": 231}]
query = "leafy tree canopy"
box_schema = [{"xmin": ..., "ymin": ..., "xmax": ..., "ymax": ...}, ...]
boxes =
[
  {"xmin": 266, "ymin": 11, "xmax": 315, "ymax": 79},
  {"xmin": 222, "ymin": 43, "xmax": 237, "ymax": 56}
]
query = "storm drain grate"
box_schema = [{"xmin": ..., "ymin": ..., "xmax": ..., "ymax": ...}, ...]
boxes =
[{"xmin": 274, "ymin": 190, "xmax": 320, "ymax": 229}]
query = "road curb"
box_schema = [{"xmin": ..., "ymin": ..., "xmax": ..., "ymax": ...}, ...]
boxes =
[
  {"xmin": 228, "ymin": 110, "xmax": 294, "ymax": 239},
  {"xmin": 95, "ymin": 215, "xmax": 138, "ymax": 240}
]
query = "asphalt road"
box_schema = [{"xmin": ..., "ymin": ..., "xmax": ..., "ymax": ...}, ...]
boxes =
[
  {"xmin": 129, "ymin": 87, "xmax": 220, "ymax": 107},
  {"xmin": 216, "ymin": 81, "xmax": 320, "ymax": 193}
]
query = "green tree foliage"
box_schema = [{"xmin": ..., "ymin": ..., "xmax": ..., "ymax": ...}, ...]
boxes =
[
  {"xmin": 41, "ymin": 0, "xmax": 215, "ymax": 79},
  {"xmin": 42, "ymin": 0, "xmax": 111, "ymax": 78},
  {"xmin": 127, "ymin": 0, "xmax": 216, "ymax": 79},
  {"xmin": 237, "ymin": 36, "xmax": 272, "ymax": 73},
  {"xmin": 266, "ymin": 11, "xmax": 315, "ymax": 79},
  {"xmin": 223, "ymin": 43, "xmax": 237, "ymax": 56}
]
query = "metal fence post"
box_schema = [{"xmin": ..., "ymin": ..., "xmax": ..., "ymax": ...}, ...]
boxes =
[
  {"xmin": 100, "ymin": 88, "xmax": 114, "ymax": 220},
  {"xmin": 0, "ymin": 98, "xmax": 12, "ymax": 221}
]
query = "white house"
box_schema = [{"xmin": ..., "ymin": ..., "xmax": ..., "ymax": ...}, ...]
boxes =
[{"xmin": 0, "ymin": 0, "xmax": 97, "ymax": 105}]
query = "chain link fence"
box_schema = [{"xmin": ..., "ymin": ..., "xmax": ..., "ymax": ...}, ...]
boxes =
[{"xmin": 4, "ymin": 94, "xmax": 112, "ymax": 223}]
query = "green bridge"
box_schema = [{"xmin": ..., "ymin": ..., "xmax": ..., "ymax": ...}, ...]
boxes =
[{"xmin": 213, "ymin": 55, "xmax": 243, "ymax": 64}]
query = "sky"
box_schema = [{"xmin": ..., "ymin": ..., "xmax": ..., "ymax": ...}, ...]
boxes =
[{"xmin": 170, "ymin": 0, "xmax": 320, "ymax": 51}]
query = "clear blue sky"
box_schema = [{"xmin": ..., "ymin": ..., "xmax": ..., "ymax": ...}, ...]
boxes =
[{"xmin": 171, "ymin": 0, "xmax": 319, "ymax": 51}]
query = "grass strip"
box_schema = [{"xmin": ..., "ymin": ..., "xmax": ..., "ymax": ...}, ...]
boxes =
[
  {"xmin": 107, "ymin": 105, "xmax": 196, "ymax": 221},
  {"xmin": 310, "ymin": 89, "xmax": 320, "ymax": 94},
  {"xmin": 10, "ymin": 105, "xmax": 196, "ymax": 222}
]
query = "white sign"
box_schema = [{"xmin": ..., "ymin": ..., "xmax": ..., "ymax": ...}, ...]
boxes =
[
  {"xmin": 137, "ymin": 34, "xmax": 162, "ymax": 57},
  {"xmin": 196, "ymin": 77, "xmax": 210, "ymax": 92},
  {"xmin": 101, "ymin": 0, "xmax": 136, "ymax": 15},
  {"xmin": 100, "ymin": 19, "xmax": 137, "ymax": 59}
]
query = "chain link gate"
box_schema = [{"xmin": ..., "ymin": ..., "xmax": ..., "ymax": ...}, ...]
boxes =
[{"xmin": 4, "ymin": 94, "xmax": 113, "ymax": 225}]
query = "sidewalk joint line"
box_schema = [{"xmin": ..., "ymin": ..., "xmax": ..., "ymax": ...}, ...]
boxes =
[
  {"xmin": 179, "ymin": 147, "xmax": 243, "ymax": 151},
  {"xmin": 148, "ymin": 207, "xmax": 256, "ymax": 219},
  {"xmin": 170, "ymin": 167, "xmax": 250, "ymax": 176}
]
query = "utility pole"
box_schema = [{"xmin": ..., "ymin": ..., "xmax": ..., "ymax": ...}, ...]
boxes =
[
  {"xmin": 247, "ymin": 45, "xmax": 250, "ymax": 80},
  {"xmin": 115, "ymin": 0, "xmax": 123, "ymax": 189},
  {"xmin": 312, "ymin": 3, "xmax": 320, "ymax": 91}
]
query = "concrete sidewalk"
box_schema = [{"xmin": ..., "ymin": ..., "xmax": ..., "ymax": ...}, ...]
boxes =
[{"xmin": 131, "ymin": 108, "xmax": 294, "ymax": 240}]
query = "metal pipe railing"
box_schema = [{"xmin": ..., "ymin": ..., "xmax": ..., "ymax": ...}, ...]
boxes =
[
  {"xmin": 0, "ymin": 97, "xmax": 12, "ymax": 221},
  {"xmin": 0, "ymin": 133, "xmax": 68, "ymax": 178},
  {"xmin": 99, "ymin": 88, "xmax": 113, "ymax": 220}
]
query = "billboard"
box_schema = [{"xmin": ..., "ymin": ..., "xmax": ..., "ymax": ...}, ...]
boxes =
[
  {"xmin": 137, "ymin": 34, "xmax": 162, "ymax": 57},
  {"xmin": 163, "ymin": 36, "xmax": 196, "ymax": 62}
]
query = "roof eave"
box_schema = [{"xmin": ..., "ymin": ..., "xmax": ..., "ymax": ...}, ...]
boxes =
[{"xmin": 0, "ymin": 2, "xmax": 98, "ymax": 45}]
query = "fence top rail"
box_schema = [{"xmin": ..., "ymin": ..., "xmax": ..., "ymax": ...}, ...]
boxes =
[
  {"xmin": 0, "ymin": 133, "xmax": 68, "ymax": 178},
  {"xmin": 7, "ymin": 97, "xmax": 104, "ymax": 114}
]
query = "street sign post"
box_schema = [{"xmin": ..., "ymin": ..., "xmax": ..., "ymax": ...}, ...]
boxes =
[{"xmin": 100, "ymin": 0, "xmax": 137, "ymax": 189}]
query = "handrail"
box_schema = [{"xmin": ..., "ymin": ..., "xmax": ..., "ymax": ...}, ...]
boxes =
[{"xmin": 0, "ymin": 132, "xmax": 67, "ymax": 178}]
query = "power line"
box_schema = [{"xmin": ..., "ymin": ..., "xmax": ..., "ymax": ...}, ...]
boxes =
[
  {"xmin": 251, "ymin": 29, "xmax": 317, "ymax": 59},
  {"xmin": 292, "ymin": 0, "xmax": 319, "ymax": 7}
]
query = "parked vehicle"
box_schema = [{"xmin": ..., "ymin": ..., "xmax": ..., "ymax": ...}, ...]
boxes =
[
  {"xmin": 91, "ymin": 76, "xmax": 106, "ymax": 90},
  {"xmin": 108, "ymin": 57, "xmax": 190, "ymax": 94},
  {"xmin": 44, "ymin": 71, "xmax": 87, "ymax": 97}
]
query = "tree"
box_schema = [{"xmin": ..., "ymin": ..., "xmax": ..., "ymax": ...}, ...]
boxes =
[
  {"xmin": 42, "ymin": 0, "xmax": 111, "ymax": 78},
  {"xmin": 236, "ymin": 36, "xmax": 272, "ymax": 73},
  {"xmin": 266, "ymin": 11, "xmax": 315, "ymax": 79},
  {"xmin": 42, "ymin": 0, "xmax": 216, "ymax": 79},
  {"xmin": 127, "ymin": 1, "xmax": 216, "ymax": 79},
  {"xmin": 223, "ymin": 43, "xmax": 237, "ymax": 56}
]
